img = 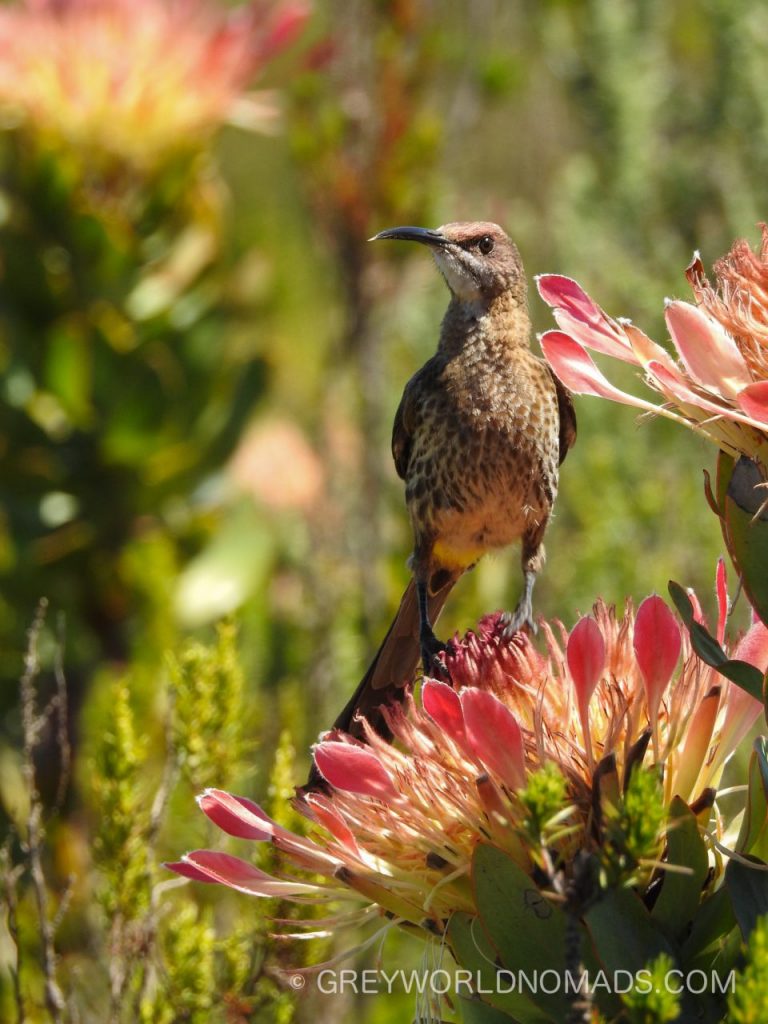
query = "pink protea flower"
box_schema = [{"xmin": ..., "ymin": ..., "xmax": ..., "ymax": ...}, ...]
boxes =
[
  {"xmin": 0, "ymin": 0, "xmax": 309, "ymax": 169},
  {"xmin": 167, "ymin": 566, "xmax": 768, "ymax": 953},
  {"xmin": 537, "ymin": 230, "xmax": 768, "ymax": 471}
]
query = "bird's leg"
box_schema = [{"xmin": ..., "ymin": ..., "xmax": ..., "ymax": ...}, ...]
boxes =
[
  {"xmin": 501, "ymin": 535, "xmax": 544, "ymax": 638},
  {"xmin": 417, "ymin": 578, "xmax": 447, "ymax": 674},
  {"xmin": 501, "ymin": 569, "xmax": 537, "ymax": 637}
]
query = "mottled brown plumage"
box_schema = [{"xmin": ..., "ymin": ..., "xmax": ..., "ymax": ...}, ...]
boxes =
[{"xmin": 307, "ymin": 221, "xmax": 575, "ymax": 786}]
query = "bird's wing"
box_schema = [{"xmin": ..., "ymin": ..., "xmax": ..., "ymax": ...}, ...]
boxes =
[
  {"xmin": 391, "ymin": 377, "xmax": 421, "ymax": 480},
  {"xmin": 549, "ymin": 367, "xmax": 577, "ymax": 465}
]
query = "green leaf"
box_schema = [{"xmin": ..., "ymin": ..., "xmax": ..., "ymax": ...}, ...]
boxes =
[
  {"xmin": 680, "ymin": 887, "xmax": 738, "ymax": 973},
  {"xmin": 668, "ymin": 581, "xmax": 764, "ymax": 700},
  {"xmin": 736, "ymin": 738, "xmax": 768, "ymax": 859},
  {"xmin": 458, "ymin": 994, "xmax": 524, "ymax": 1024},
  {"xmin": 724, "ymin": 457, "xmax": 768, "ymax": 627},
  {"xmin": 472, "ymin": 844, "xmax": 569, "ymax": 1022},
  {"xmin": 725, "ymin": 855, "xmax": 768, "ymax": 941},
  {"xmin": 652, "ymin": 796, "xmax": 709, "ymax": 940},
  {"xmin": 447, "ymin": 912, "xmax": 553, "ymax": 1024},
  {"xmin": 586, "ymin": 886, "xmax": 676, "ymax": 974}
]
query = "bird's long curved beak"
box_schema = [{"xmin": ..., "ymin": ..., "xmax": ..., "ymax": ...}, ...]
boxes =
[{"xmin": 369, "ymin": 226, "xmax": 447, "ymax": 246}]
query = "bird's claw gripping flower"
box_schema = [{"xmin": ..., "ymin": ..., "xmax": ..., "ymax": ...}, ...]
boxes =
[
  {"xmin": 167, "ymin": 567, "xmax": 768, "ymax": 955},
  {"xmin": 536, "ymin": 226, "xmax": 768, "ymax": 473}
]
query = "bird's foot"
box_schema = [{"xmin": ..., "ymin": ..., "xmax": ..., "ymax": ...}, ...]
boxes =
[
  {"xmin": 420, "ymin": 630, "xmax": 451, "ymax": 677},
  {"xmin": 500, "ymin": 602, "xmax": 537, "ymax": 640}
]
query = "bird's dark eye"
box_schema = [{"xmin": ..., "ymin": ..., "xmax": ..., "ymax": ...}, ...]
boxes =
[{"xmin": 478, "ymin": 235, "xmax": 494, "ymax": 255}]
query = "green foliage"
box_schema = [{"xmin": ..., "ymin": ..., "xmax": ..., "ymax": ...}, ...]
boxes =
[
  {"xmin": 602, "ymin": 767, "xmax": 666, "ymax": 885},
  {"xmin": 169, "ymin": 619, "xmax": 251, "ymax": 794},
  {"xmin": 728, "ymin": 915, "xmax": 768, "ymax": 1023},
  {"xmin": 142, "ymin": 903, "xmax": 216, "ymax": 1024},
  {"xmin": 91, "ymin": 680, "xmax": 151, "ymax": 919},
  {"xmin": 620, "ymin": 952, "xmax": 681, "ymax": 1024}
]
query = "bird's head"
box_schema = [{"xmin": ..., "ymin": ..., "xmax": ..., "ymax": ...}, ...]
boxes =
[{"xmin": 371, "ymin": 221, "xmax": 525, "ymax": 305}]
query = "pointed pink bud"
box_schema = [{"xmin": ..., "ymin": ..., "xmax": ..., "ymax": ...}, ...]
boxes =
[
  {"xmin": 567, "ymin": 616, "xmax": 605, "ymax": 746},
  {"xmin": 540, "ymin": 331, "xmax": 656, "ymax": 410},
  {"xmin": 197, "ymin": 789, "xmax": 274, "ymax": 840},
  {"xmin": 665, "ymin": 301, "xmax": 751, "ymax": 400},
  {"xmin": 460, "ymin": 688, "xmax": 526, "ymax": 789},
  {"xmin": 313, "ymin": 742, "xmax": 398, "ymax": 801},
  {"xmin": 422, "ymin": 679, "xmax": 465, "ymax": 740},
  {"xmin": 633, "ymin": 595, "xmax": 681, "ymax": 718},
  {"xmin": 715, "ymin": 558, "xmax": 728, "ymax": 646},
  {"xmin": 168, "ymin": 850, "xmax": 322, "ymax": 898},
  {"xmin": 567, "ymin": 616, "xmax": 606, "ymax": 705},
  {"xmin": 737, "ymin": 381, "xmax": 768, "ymax": 424}
]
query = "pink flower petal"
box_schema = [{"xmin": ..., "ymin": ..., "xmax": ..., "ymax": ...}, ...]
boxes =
[
  {"xmin": 737, "ymin": 381, "xmax": 768, "ymax": 425},
  {"xmin": 302, "ymin": 793, "xmax": 361, "ymax": 857},
  {"xmin": 552, "ymin": 309, "xmax": 637, "ymax": 363},
  {"xmin": 646, "ymin": 360, "xmax": 768, "ymax": 431},
  {"xmin": 460, "ymin": 688, "xmax": 526, "ymax": 789},
  {"xmin": 197, "ymin": 789, "xmax": 274, "ymax": 840},
  {"xmin": 259, "ymin": 3, "xmax": 311, "ymax": 59},
  {"xmin": 313, "ymin": 742, "xmax": 398, "ymax": 801},
  {"xmin": 665, "ymin": 301, "xmax": 751, "ymax": 400},
  {"xmin": 536, "ymin": 274, "xmax": 636, "ymax": 362},
  {"xmin": 422, "ymin": 679, "xmax": 465, "ymax": 740},
  {"xmin": 164, "ymin": 860, "xmax": 217, "ymax": 883},
  {"xmin": 733, "ymin": 619, "xmax": 768, "ymax": 672},
  {"xmin": 715, "ymin": 558, "xmax": 728, "ymax": 646},
  {"xmin": 675, "ymin": 687, "xmax": 721, "ymax": 801},
  {"xmin": 624, "ymin": 323, "xmax": 678, "ymax": 374},
  {"xmin": 718, "ymin": 621, "xmax": 768, "ymax": 760},
  {"xmin": 172, "ymin": 850, "xmax": 322, "ymax": 897},
  {"xmin": 536, "ymin": 274, "xmax": 605, "ymax": 321},
  {"xmin": 540, "ymin": 331, "xmax": 656, "ymax": 409},
  {"xmin": 633, "ymin": 595, "xmax": 681, "ymax": 718}
]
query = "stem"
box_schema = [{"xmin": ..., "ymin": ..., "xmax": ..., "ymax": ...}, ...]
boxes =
[
  {"xmin": 1, "ymin": 843, "xmax": 25, "ymax": 1023},
  {"xmin": 20, "ymin": 601, "xmax": 66, "ymax": 1024}
]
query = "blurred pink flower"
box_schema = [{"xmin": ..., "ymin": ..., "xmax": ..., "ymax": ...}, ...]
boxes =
[
  {"xmin": 167, "ymin": 565, "xmax": 768, "ymax": 945},
  {"xmin": 0, "ymin": 0, "xmax": 309, "ymax": 167},
  {"xmin": 537, "ymin": 229, "xmax": 768, "ymax": 470},
  {"xmin": 228, "ymin": 417, "xmax": 324, "ymax": 511}
]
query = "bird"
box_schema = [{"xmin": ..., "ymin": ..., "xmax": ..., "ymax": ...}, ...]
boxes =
[{"xmin": 307, "ymin": 221, "xmax": 576, "ymax": 784}]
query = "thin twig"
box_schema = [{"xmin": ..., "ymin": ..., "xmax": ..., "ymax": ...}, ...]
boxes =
[
  {"xmin": 53, "ymin": 613, "xmax": 71, "ymax": 812},
  {"xmin": 20, "ymin": 600, "xmax": 67, "ymax": 1024},
  {"xmin": 1, "ymin": 841, "xmax": 26, "ymax": 1023}
]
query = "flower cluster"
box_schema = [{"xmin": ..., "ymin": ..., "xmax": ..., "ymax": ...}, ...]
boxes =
[
  {"xmin": 0, "ymin": 0, "xmax": 308, "ymax": 169},
  {"xmin": 167, "ymin": 566, "xmax": 768, "ymax": 948},
  {"xmin": 537, "ymin": 228, "xmax": 768, "ymax": 471}
]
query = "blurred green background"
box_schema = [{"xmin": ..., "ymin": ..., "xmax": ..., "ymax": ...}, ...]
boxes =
[{"xmin": 0, "ymin": 0, "xmax": 766, "ymax": 1020}]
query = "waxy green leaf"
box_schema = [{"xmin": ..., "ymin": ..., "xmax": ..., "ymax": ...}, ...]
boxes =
[
  {"xmin": 668, "ymin": 581, "xmax": 764, "ymax": 700},
  {"xmin": 652, "ymin": 796, "xmax": 709, "ymax": 940},
  {"xmin": 472, "ymin": 844, "xmax": 569, "ymax": 1022}
]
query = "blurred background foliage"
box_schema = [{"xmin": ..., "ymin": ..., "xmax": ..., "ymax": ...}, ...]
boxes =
[{"xmin": 1, "ymin": 0, "xmax": 768, "ymax": 1020}]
